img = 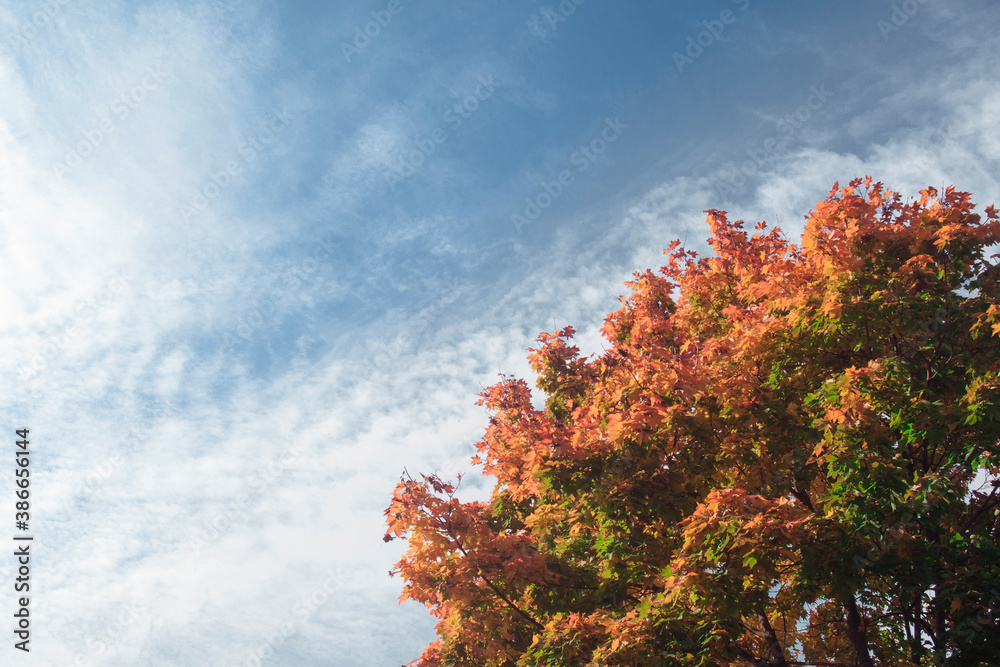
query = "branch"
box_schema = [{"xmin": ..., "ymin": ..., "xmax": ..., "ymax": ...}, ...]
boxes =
[
  {"xmin": 842, "ymin": 594, "xmax": 874, "ymax": 667},
  {"xmin": 443, "ymin": 519, "xmax": 546, "ymax": 632},
  {"xmin": 738, "ymin": 611, "xmax": 788, "ymax": 667},
  {"xmin": 790, "ymin": 486, "xmax": 814, "ymax": 511},
  {"xmin": 757, "ymin": 611, "xmax": 789, "ymax": 667},
  {"xmin": 736, "ymin": 645, "xmax": 771, "ymax": 667},
  {"xmin": 963, "ymin": 481, "xmax": 1000, "ymax": 532}
]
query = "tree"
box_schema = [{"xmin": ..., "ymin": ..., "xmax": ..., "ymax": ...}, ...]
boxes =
[{"xmin": 384, "ymin": 178, "xmax": 1000, "ymax": 666}]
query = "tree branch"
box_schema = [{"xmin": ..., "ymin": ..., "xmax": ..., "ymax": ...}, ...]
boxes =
[
  {"xmin": 443, "ymin": 519, "xmax": 546, "ymax": 632},
  {"xmin": 738, "ymin": 611, "xmax": 788, "ymax": 667},
  {"xmin": 757, "ymin": 610, "xmax": 789, "ymax": 667},
  {"xmin": 842, "ymin": 594, "xmax": 874, "ymax": 667},
  {"xmin": 790, "ymin": 486, "xmax": 814, "ymax": 511}
]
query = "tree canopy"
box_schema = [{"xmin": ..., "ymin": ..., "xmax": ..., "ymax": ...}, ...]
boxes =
[{"xmin": 385, "ymin": 178, "xmax": 1000, "ymax": 666}]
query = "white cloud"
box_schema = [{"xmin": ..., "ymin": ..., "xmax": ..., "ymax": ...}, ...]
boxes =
[{"xmin": 2, "ymin": 1, "xmax": 998, "ymax": 665}]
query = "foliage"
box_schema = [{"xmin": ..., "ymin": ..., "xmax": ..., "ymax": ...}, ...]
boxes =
[{"xmin": 385, "ymin": 179, "xmax": 1000, "ymax": 666}]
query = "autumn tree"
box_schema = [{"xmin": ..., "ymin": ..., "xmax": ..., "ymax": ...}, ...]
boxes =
[{"xmin": 385, "ymin": 179, "xmax": 1000, "ymax": 666}]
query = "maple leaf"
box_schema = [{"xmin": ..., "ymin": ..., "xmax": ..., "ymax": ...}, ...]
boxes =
[{"xmin": 387, "ymin": 178, "xmax": 1000, "ymax": 667}]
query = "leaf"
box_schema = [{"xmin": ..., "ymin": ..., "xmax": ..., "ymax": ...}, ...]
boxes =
[{"xmin": 387, "ymin": 178, "xmax": 1000, "ymax": 666}]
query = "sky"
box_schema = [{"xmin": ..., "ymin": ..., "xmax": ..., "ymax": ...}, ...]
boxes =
[{"xmin": 0, "ymin": 0, "xmax": 999, "ymax": 665}]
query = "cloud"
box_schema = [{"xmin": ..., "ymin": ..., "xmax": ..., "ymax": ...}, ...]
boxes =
[{"xmin": 2, "ymin": 1, "xmax": 999, "ymax": 665}]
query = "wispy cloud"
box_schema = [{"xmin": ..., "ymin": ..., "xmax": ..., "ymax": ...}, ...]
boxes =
[{"xmin": 1, "ymin": 0, "xmax": 998, "ymax": 664}]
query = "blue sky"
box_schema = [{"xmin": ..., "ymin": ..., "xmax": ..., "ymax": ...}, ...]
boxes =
[{"xmin": 1, "ymin": 0, "xmax": 999, "ymax": 664}]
